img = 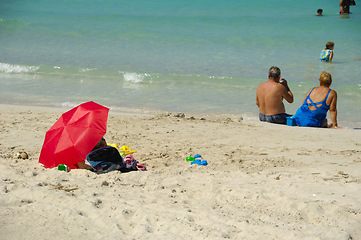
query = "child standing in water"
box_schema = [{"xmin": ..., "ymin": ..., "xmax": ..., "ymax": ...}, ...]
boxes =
[{"xmin": 320, "ymin": 42, "xmax": 334, "ymax": 62}]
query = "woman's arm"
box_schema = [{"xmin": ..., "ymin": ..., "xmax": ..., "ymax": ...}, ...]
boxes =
[{"xmin": 329, "ymin": 90, "xmax": 344, "ymax": 129}]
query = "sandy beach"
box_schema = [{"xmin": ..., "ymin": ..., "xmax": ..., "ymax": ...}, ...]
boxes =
[{"xmin": 0, "ymin": 103, "xmax": 360, "ymax": 239}]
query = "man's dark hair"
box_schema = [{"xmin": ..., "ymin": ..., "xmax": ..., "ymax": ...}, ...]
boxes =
[{"xmin": 268, "ymin": 66, "xmax": 281, "ymax": 80}]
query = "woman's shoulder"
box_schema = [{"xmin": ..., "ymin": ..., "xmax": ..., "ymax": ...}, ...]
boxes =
[
  {"xmin": 311, "ymin": 86, "xmax": 333, "ymax": 96},
  {"xmin": 330, "ymin": 89, "xmax": 337, "ymax": 96},
  {"xmin": 324, "ymin": 89, "xmax": 337, "ymax": 101}
]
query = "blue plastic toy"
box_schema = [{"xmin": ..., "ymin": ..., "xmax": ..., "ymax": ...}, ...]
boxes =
[
  {"xmin": 191, "ymin": 160, "xmax": 208, "ymax": 166},
  {"xmin": 286, "ymin": 116, "xmax": 297, "ymax": 126}
]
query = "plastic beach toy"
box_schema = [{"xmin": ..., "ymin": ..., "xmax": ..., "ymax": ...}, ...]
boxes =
[
  {"xmin": 107, "ymin": 143, "xmax": 119, "ymax": 148},
  {"xmin": 286, "ymin": 116, "xmax": 297, "ymax": 126},
  {"xmin": 57, "ymin": 164, "xmax": 70, "ymax": 172},
  {"xmin": 119, "ymin": 145, "xmax": 137, "ymax": 155},
  {"xmin": 188, "ymin": 154, "xmax": 207, "ymax": 165},
  {"xmin": 191, "ymin": 160, "xmax": 208, "ymax": 166}
]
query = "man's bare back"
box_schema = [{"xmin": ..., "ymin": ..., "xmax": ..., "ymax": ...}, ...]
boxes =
[{"xmin": 256, "ymin": 66, "xmax": 293, "ymax": 123}]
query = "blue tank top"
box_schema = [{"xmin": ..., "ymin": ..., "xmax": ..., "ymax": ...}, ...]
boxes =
[{"xmin": 295, "ymin": 88, "xmax": 332, "ymax": 127}]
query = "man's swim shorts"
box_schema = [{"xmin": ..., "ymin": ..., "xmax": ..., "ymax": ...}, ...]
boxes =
[{"xmin": 259, "ymin": 113, "xmax": 291, "ymax": 124}]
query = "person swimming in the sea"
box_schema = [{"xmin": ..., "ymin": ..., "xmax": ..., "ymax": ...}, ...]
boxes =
[{"xmin": 316, "ymin": 9, "xmax": 323, "ymax": 16}]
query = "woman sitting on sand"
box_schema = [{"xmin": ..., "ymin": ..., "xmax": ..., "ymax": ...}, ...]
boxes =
[{"xmin": 294, "ymin": 71, "xmax": 343, "ymax": 129}]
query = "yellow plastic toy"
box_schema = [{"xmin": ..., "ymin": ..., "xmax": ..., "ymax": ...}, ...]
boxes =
[
  {"xmin": 119, "ymin": 145, "xmax": 137, "ymax": 155},
  {"xmin": 107, "ymin": 143, "xmax": 118, "ymax": 148},
  {"xmin": 108, "ymin": 144, "xmax": 137, "ymax": 155}
]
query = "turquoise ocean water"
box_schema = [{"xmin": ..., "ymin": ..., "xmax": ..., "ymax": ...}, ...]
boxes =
[{"xmin": 1, "ymin": 0, "xmax": 360, "ymax": 127}]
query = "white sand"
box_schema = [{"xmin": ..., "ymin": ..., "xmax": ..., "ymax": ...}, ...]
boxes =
[{"xmin": 0, "ymin": 104, "xmax": 360, "ymax": 239}]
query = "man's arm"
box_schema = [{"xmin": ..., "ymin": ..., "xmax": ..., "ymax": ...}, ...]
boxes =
[{"xmin": 280, "ymin": 78, "xmax": 294, "ymax": 103}]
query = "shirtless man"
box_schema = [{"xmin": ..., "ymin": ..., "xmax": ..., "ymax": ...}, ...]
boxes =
[{"xmin": 256, "ymin": 66, "xmax": 294, "ymax": 124}]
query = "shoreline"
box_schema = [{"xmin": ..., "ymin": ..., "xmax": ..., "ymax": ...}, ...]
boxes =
[
  {"xmin": 1, "ymin": 102, "xmax": 359, "ymax": 129},
  {"xmin": 0, "ymin": 102, "xmax": 253, "ymax": 121},
  {"xmin": 1, "ymin": 103, "xmax": 360, "ymax": 239}
]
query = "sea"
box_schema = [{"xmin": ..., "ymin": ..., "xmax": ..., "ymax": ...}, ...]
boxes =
[{"xmin": 1, "ymin": 0, "xmax": 360, "ymax": 128}]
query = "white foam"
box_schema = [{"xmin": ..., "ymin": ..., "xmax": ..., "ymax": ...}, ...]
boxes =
[
  {"xmin": 121, "ymin": 72, "xmax": 149, "ymax": 83},
  {"xmin": 55, "ymin": 102, "xmax": 78, "ymax": 108},
  {"xmin": 0, "ymin": 63, "xmax": 39, "ymax": 73},
  {"xmin": 79, "ymin": 67, "xmax": 96, "ymax": 72}
]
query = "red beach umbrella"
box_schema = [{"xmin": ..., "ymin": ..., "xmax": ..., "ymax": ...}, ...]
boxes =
[{"xmin": 39, "ymin": 101, "xmax": 109, "ymax": 169}]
